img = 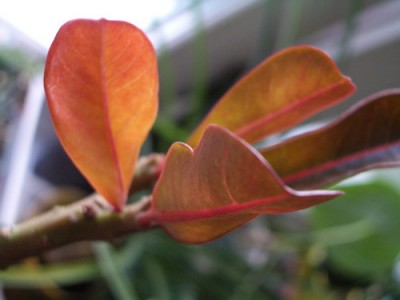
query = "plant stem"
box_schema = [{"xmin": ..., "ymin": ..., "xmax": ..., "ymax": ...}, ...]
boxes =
[
  {"xmin": 0, "ymin": 194, "xmax": 154, "ymax": 269},
  {"xmin": 0, "ymin": 153, "xmax": 165, "ymax": 269},
  {"xmin": 94, "ymin": 242, "xmax": 139, "ymax": 300},
  {"xmin": 274, "ymin": 0, "xmax": 306, "ymax": 50},
  {"xmin": 130, "ymin": 153, "xmax": 165, "ymax": 194}
]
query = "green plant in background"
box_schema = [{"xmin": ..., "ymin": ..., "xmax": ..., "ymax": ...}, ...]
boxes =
[
  {"xmin": 311, "ymin": 179, "xmax": 400, "ymax": 281},
  {"xmin": 0, "ymin": 15, "xmax": 400, "ymax": 300}
]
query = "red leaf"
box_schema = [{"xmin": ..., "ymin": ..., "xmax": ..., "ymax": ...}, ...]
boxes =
[
  {"xmin": 260, "ymin": 89, "xmax": 400, "ymax": 189},
  {"xmin": 44, "ymin": 19, "xmax": 158, "ymax": 209},
  {"xmin": 141, "ymin": 125, "xmax": 340, "ymax": 243},
  {"xmin": 187, "ymin": 46, "xmax": 355, "ymax": 146}
]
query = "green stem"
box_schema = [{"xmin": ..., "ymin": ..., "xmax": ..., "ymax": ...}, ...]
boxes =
[
  {"xmin": 0, "ymin": 259, "xmax": 100, "ymax": 288},
  {"xmin": 153, "ymin": 115, "xmax": 190, "ymax": 144},
  {"xmin": 94, "ymin": 242, "xmax": 139, "ymax": 300},
  {"xmin": 0, "ymin": 237, "xmax": 145, "ymax": 288},
  {"xmin": 145, "ymin": 258, "xmax": 171, "ymax": 300},
  {"xmin": 187, "ymin": 0, "xmax": 208, "ymax": 129},
  {"xmin": 274, "ymin": 0, "xmax": 306, "ymax": 50},
  {"xmin": 336, "ymin": 0, "xmax": 365, "ymax": 69}
]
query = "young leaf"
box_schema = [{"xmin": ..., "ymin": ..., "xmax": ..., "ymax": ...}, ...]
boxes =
[
  {"xmin": 44, "ymin": 19, "xmax": 158, "ymax": 209},
  {"xmin": 187, "ymin": 46, "xmax": 355, "ymax": 146},
  {"xmin": 141, "ymin": 125, "xmax": 340, "ymax": 244},
  {"xmin": 260, "ymin": 89, "xmax": 400, "ymax": 189}
]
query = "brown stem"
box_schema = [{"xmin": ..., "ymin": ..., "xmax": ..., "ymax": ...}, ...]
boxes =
[
  {"xmin": 0, "ymin": 194, "xmax": 155, "ymax": 269},
  {"xmin": 130, "ymin": 153, "xmax": 165, "ymax": 194},
  {"xmin": 0, "ymin": 153, "xmax": 165, "ymax": 269}
]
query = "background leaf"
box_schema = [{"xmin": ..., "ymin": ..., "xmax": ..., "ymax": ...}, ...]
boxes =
[
  {"xmin": 143, "ymin": 125, "xmax": 340, "ymax": 244},
  {"xmin": 187, "ymin": 46, "xmax": 355, "ymax": 146},
  {"xmin": 44, "ymin": 19, "xmax": 158, "ymax": 209},
  {"xmin": 310, "ymin": 180, "xmax": 400, "ymax": 279},
  {"xmin": 260, "ymin": 89, "xmax": 400, "ymax": 189}
]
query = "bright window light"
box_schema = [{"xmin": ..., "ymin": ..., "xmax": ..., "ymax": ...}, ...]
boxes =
[{"xmin": 1, "ymin": 0, "xmax": 178, "ymax": 49}]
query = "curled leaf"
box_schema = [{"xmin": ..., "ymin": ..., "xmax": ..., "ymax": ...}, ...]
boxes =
[
  {"xmin": 44, "ymin": 19, "xmax": 158, "ymax": 209},
  {"xmin": 188, "ymin": 46, "xmax": 355, "ymax": 146},
  {"xmin": 260, "ymin": 89, "xmax": 400, "ymax": 189},
  {"xmin": 142, "ymin": 125, "xmax": 340, "ymax": 243}
]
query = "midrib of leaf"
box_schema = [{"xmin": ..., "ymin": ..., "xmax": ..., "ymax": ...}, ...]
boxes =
[
  {"xmin": 100, "ymin": 21, "xmax": 126, "ymax": 203},
  {"xmin": 146, "ymin": 193, "xmax": 295, "ymax": 223},
  {"xmin": 283, "ymin": 141, "xmax": 400, "ymax": 188},
  {"xmin": 234, "ymin": 78, "xmax": 352, "ymax": 142}
]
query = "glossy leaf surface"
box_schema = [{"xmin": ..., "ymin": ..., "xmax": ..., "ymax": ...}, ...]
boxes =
[
  {"xmin": 44, "ymin": 19, "xmax": 158, "ymax": 209},
  {"xmin": 260, "ymin": 89, "xmax": 400, "ymax": 189},
  {"xmin": 187, "ymin": 46, "xmax": 355, "ymax": 146},
  {"xmin": 144, "ymin": 125, "xmax": 340, "ymax": 244}
]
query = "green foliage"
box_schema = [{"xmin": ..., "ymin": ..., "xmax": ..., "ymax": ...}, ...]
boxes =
[{"xmin": 311, "ymin": 178, "xmax": 400, "ymax": 280}]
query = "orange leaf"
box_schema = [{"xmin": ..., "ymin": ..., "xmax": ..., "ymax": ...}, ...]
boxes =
[
  {"xmin": 141, "ymin": 125, "xmax": 340, "ymax": 243},
  {"xmin": 187, "ymin": 46, "xmax": 355, "ymax": 146},
  {"xmin": 44, "ymin": 19, "xmax": 158, "ymax": 210},
  {"xmin": 260, "ymin": 89, "xmax": 400, "ymax": 189}
]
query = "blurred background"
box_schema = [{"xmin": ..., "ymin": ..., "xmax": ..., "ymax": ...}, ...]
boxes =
[{"xmin": 0, "ymin": 0, "xmax": 400, "ymax": 299}]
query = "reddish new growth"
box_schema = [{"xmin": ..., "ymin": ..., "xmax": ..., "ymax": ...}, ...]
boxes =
[{"xmin": 44, "ymin": 19, "xmax": 400, "ymax": 244}]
